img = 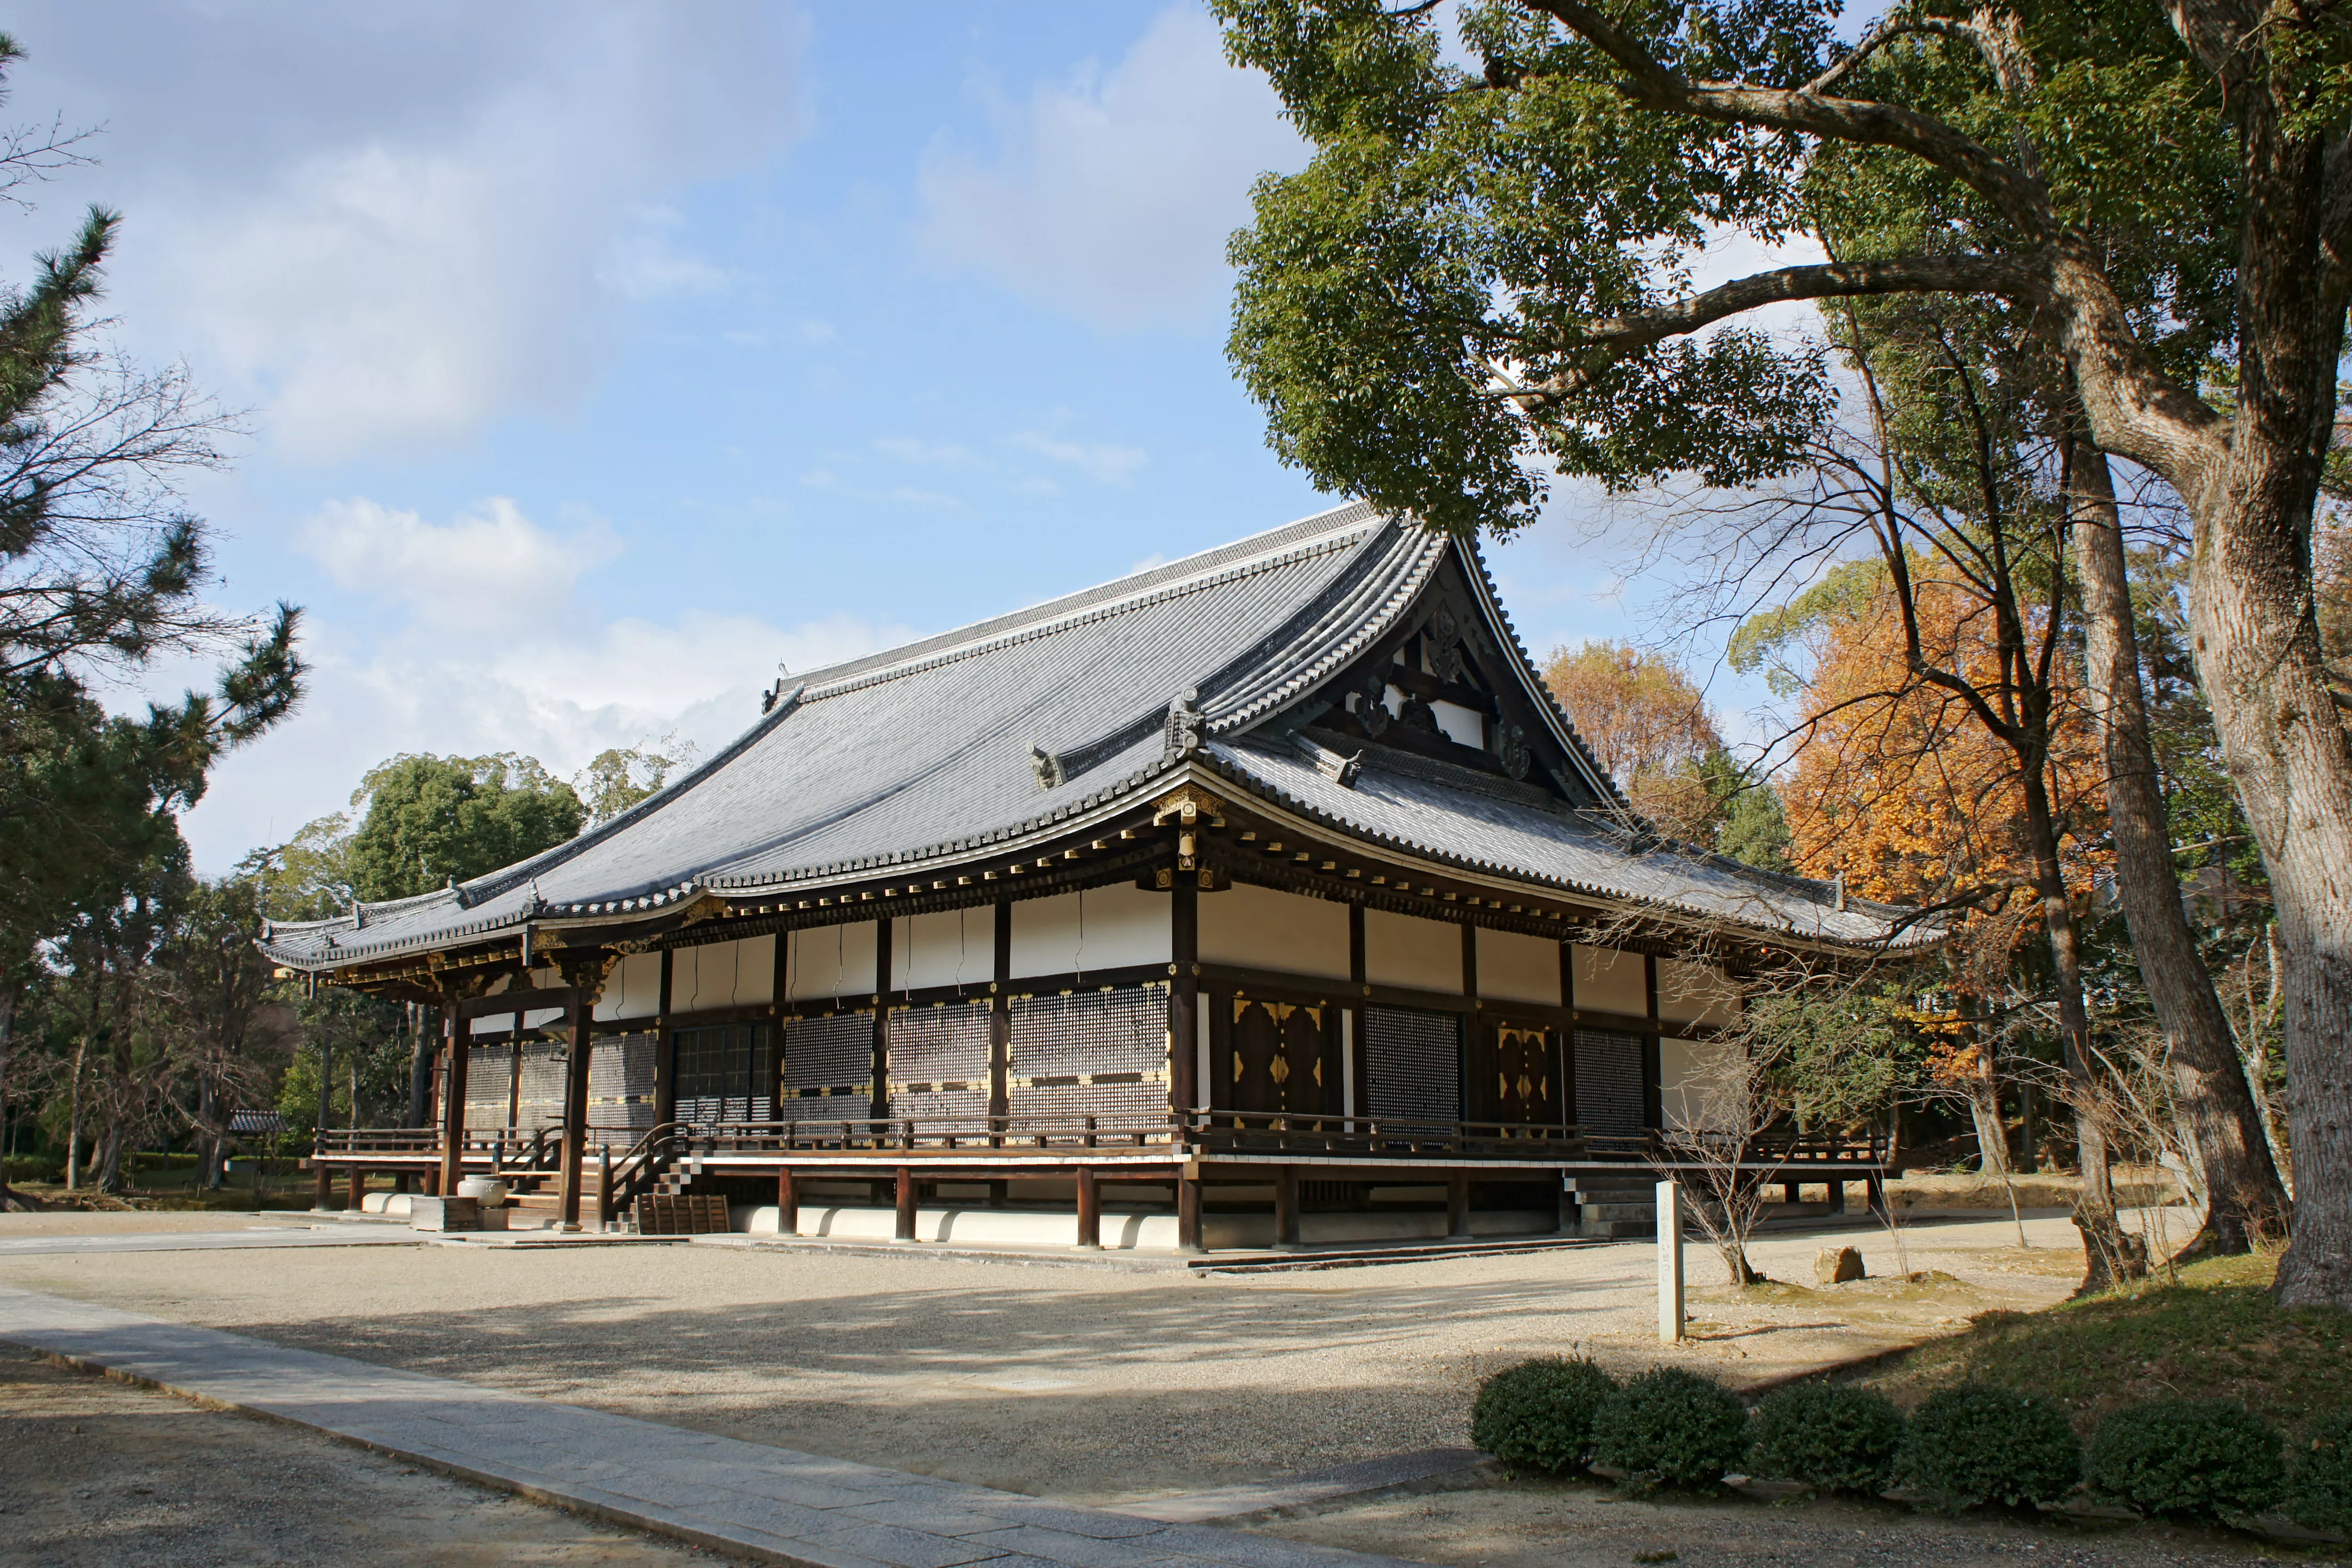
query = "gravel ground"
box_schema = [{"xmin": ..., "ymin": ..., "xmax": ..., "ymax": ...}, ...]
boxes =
[
  {"xmin": 1259, "ymin": 1476, "xmax": 2284, "ymax": 1567},
  {"xmin": 0, "ymin": 1345, "xmax": 725, "ymax": 1567},
  {"xmin": 0, "ymin": 1207, "xmax": 2104, "ymax": 1505}
]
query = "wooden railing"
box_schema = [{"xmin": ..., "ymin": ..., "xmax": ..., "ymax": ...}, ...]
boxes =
[{"xmin": 315, "ymin": 1115, "xmax": 1889, "ymax": 1168}]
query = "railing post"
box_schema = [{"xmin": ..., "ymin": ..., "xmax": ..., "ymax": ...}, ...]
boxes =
[
  {"xmin": 894, "ymin": 1166, "xmax": 917, "ymax": 1242},
  {"xmin": 1075, "ymin": 1166, "xmax": 1100, "ymax": 1250},
  {"xmin": 1274, "ymin": 1165, "xmax": 1300, "ymax": 1250}
]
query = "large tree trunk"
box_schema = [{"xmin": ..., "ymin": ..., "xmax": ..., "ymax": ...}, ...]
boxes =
[
  {"xmin": 2017, "ymin": 762, "xmax": 2146, "ymax": 1291},
  {"xmin": 2187, "ymin": 464, "xmax": 2352, "ymax": 1307},
  {"xmin": 2070, "ymin": 441, "xmax": 2293, "ymax": 1253}
]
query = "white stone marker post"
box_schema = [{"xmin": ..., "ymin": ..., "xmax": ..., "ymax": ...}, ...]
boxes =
[{"xmin": 1656, "ymin": 1178, "xmax": 1685, "ymax": 1343}]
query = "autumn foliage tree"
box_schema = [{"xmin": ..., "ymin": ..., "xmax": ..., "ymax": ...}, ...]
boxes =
[{"xmin": 1543, "ymin": 640, "xmax": 1721, "ymax": 837}]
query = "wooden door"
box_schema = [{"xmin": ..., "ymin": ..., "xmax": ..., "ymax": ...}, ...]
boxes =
[
  {"xmin": 1228, "ymin": 999, "xmax": 1337, "ymax": 1118},
  {"xmin": 1486, "ymin": 1024, "xmax": 1561, "ymax": 1131}
]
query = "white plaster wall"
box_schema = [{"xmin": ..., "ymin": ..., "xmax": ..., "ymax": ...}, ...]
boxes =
[
  {"xmin": 593, "ymin": 950, "xmax": 663, "ymax": 1022},
  {"xmin": 1657, "ymin": 959, "xmax": 1740, "ymax": 1027},
  {"xmin": 786, "ymin": 921, "xmax": 879, "ymax": 1003},
  {"xmin": 1009, "ymin": 885, "xmax": 1170, "ymax": 979},
  {"xmin": 1431, "ymin": 699, "xmax": 1486, "ymax": 750},
  {"xmin": 1477, "ymin": 927, "xmax": 1561, "ymax": 1005},
  {"xmin": 1661, "ymin": 1035, "xmax": 1741, "ymax": 1131},
  {"xmin": 894, "ymin": 908, "xmax": 991, "ymax": 991},
  {"xmin": 1572, "ymin": 943, "xmax": 1648, "ymax": 1017},
  {"xmin": 1198, "ymin": 881, "xmax": 1349, "ymax": 980},
  {"xmin": 1365, "ymin": 908, "xmax": 1462, "ymax": 994},
  {"xmin": 673, "ymin": 937, "xmax": 772, "ymax": 1012}
]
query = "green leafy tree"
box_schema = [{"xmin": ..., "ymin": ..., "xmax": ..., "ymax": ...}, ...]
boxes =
[
  {"xmin": 573, "ymin": 738, "xmax": 691, "ymax": 828},
  {"xmin": 343, "ymin": 753, "xmax": 584, "ymax": 902},
  {"xmin": 1214, "ymin": 0, "xmax": 2352, "ymax": 1309}
]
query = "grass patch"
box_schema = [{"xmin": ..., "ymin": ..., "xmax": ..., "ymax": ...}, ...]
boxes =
[{"xmin": 1849, "ymin": 1252, "xmax": 2350, "ymax": 1435}]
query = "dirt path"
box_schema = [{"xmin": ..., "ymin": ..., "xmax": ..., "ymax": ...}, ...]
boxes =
[
  {"xmin": 0, "ymin": 1346, "xmax": 724, "ymax": 1567},
  {"xmin": 0, "ymin": 1207, "xmax": 2102, "ymax": 1505}
]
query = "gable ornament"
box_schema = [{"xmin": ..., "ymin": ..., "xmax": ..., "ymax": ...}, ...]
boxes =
[{"xmin": 1163, "ymin": 687, "xmax": 1205, "ymax": 759}]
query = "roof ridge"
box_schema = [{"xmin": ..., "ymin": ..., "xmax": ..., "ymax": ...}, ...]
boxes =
[{"xmin": 790, "ymin": 499, "xmax": 1379, "ymax": 695}]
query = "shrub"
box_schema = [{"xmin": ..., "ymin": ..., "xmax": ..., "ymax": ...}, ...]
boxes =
[
  {"xmin": 2085, "ymin": 1399, "xmax": 2283, "ymax": 1520},
  {"xmin": 2285, "ymin": 1410, "xmax": 2352, "ymax": 1535},
  {"xmin": 1894, "ymin": 1384, "xmax": 2081, "ymax": 1509},
  {"xmin": 1470, "ymin": 1357, "xmax": 1618, "ymax": 1475},
  {"xmin": 1747, "ymin": 1383, "xmax": 1904, "ymax": 1494},
  {"xmin": 1593, "ymin": 1367, "xmax": 1749, "ymax": 1488},
  {"xmin": 2, "ymin": 1153, "xmax": 63, "ymax": 1184}
]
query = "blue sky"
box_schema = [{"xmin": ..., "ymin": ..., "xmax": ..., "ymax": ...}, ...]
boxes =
[{"xmin": 0, "ymin": 2, "xmax": 1724, "ymax": 873}]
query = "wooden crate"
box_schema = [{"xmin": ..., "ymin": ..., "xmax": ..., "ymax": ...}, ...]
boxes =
[{"xmin": 634, "ymin": 1193, "xmax": 730, "ymax": 1235}]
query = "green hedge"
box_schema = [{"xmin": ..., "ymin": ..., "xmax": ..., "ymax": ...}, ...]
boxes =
[
  {"xmin": 1894, "ymin": 1385, "xmax": 2080, "ymax": 1510},
  {"xmin": 1594, "ymin": 1367, "xmax": 1749, "ymax": 1489},
  {"xmin": 2085, "ymin": 1399, "xmax": 2283, "ymax": 1521},
  {"xmin": 1471, "ymin": 1357, "xmax": 1618, "ymax": 1475},
  {"xmin": 2285, "ymin": 1410, "xmax": 2352, "ymax": 1535},
  {"xmin": 1747, "ymin": 1383, "xmax": 1903, "ymax": 1495},
  {"xmin": 2, "ymin": 1153, "xmax": 63, "ymax": 1183}
]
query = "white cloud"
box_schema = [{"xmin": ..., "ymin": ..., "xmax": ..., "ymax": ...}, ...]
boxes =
[
  {"xmin": 917, "ymin": 4, "xmax": 1304, "ymax": 327},
  {"xmin": 5, "ymin": 2, "xmax": 805, "ymax": 461},
  {"xmin": 181, "ymin": 492, "xmax": 914, "ymax": 869},
  {"xmin": 873, "ymin": 436, "xmax": 970, "ymax": 466},
  {"xmin": 1013, "ymin": 430, "xmax": 1147, "ymax": 484},
  {"xmin": 299, "ymin": 497, "xmax": 621, "ymax": 623}
]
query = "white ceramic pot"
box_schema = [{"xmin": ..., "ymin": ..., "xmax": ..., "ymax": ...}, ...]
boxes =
[{"xmin": 455, "ymin": 1177, "xmax": 510, "ymax": 1206}]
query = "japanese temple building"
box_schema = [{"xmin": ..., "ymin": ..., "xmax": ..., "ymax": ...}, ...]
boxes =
[{"xmin": 270, "ymin": 502, "xmax": 1917, "ymax": 1251}]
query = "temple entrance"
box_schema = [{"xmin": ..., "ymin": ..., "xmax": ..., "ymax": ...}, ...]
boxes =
[
  {"xmin": 1468, "ymin": 1021, "xmax": 1561, "ymax": 1129},
  {"xmin": 1226, "ymin": 998, "xmax": 1340, "ymax": 1117},
  {"xmin": 671, "ymin": 1022, "xmax": 777, "ymax": 1127}
]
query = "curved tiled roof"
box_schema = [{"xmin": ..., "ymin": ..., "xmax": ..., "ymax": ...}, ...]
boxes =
[{"xmin": 262, "ymin": 501, "xmax": 1923, "ymax": 967}]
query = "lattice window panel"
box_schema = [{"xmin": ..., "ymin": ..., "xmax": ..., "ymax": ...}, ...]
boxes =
[
  {"xmin": 886, "ymin": 1001, "xmax": 990, "ymax": 1126},
  {"xmin": 780, "ymin": 1010, "xmax": 874, "ymax": 1121},
  {"xmin": 463, "ymin": 1043, "xmax": 514, "ymax": 1132},
  {"xmin": 675, "ymin": 1023, "xmax": 776, "ymax": 1127},
  {"xmin": 1362, "ymin": 1006, "xmax": 1461, "ymax": 1124},
  {"xmin": 1007, "ymin": 984, "xmax": 1168, "ymax": 1128},
  {"xmin": 1574, "ymin": 1028, "xmax": 1647, "ymax": 1137},
  {"xmin": 590, "ymin": 1031, "xmax": 659, "ymax": 1136},
  {"xmin": 513, "ymin": 1039, "xmax": 567, "ymax": 1133}
]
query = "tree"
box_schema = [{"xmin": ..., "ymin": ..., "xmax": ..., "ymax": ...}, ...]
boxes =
[
  {"xmin": 573, "ymin": 738, "xmax": 691, "ymax": 829},
  {"xmin": 1215, "ymin": 0, "xmax": 2352, "ymax": 1308},
  {"xmin": 343, "ymin": 753, "xmax": 584, "ymax": 902},
  {"xmin": 1541, "ymin": 639, "xmax": 1725, "ymax": 841}
]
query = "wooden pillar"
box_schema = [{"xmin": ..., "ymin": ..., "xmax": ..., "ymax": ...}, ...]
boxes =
[
  {"xmin": 558, "ymin": 991, "xmax": 593, "ymax": 1230},
  {"xmin": 345, "ymin": 1167, "xmax": 363, "ymax": 1212},
  {"xmin": 1783, "ymin": 1180, "xmax": 1802, "ymax": 1206},
  {"xmin": 507, "ymin": 1023, "xmax": 523, "ymax": 1132},
  {"xmin": 871, "ymin": 918, "xmax": 893, "ymax": 1123},
  {"xmin": 1459, "ymin": 922, "xmax": 1478, "ymax": 1125},
  {"xmin": 990, "ymin": 901, "xmax": 1012, "ymax": 1132},
  {"xmin": 1446, "ymin": 1169, "xmax": 1470, "ymax": 1237},
  {"xmin": 1827, "ymin": 1178, "xmax": 1847, "ymax": 1214},
  {"xmin": 1273, "ymin": 1164, "xmax": 1300, "ymax": 1249},
  {"xmin": 437, "ymin": 1000, "xmax": 467, "ymax": 1195},
  {"xmin": 1865, "ymin": 1173, "xmax": 1886, "ymax": 1215},
  {"xmin": 1347, "ymin": 904, "xmax": 1367, "ymax": 1119},
  {"xmin": 1642, "ymin": 953, "xmax": 1664, "ymax": 1131},
  {"xmin": 311, "ymin": 1159, "xmax": 332, "ymax": 1211},
  {"xmin": 1177, "ymin": 1171, "xmax": 1203, "ymax": 1252},
  {"xmin": 1558, "ymin": 939, "xmax": 1578, "ymax": 1134},
  {"xmin": 653, "ymin": 948, "xmax": 676, "ymax": 1127},
  {"xmin": 776, "ymin": 1166, "xmax": 797, "ymax": 1237},
  {"xmin": 894, "ymin": 1165, "xmax": 917, "ymax": 1241},
  {"xmin": 1556, "ymin": 1175, "xmax": 1577, "ymax": 1235},
  {"xmin": 1170, "ymin": 881, "xmax": 1198, "ymax": 1129},
  {"xmin": 1075, "ymin": 1166, "xmax": 1100, "ymax": 1249}
]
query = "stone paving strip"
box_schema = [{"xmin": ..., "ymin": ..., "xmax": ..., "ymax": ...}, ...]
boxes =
[
  {"xmin": 0, "ymin": 1226, "xmax": 426, "ymax": 1255},
  {"xmin": 0, "ymin": 1285, "xmax": 1435, "ymax": 1568}
]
